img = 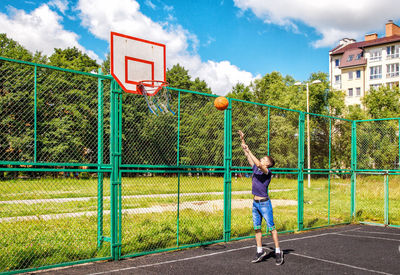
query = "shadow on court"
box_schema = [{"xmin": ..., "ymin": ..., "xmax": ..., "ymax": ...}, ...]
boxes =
[{"xmin": 30, "ymin": 224, "xmax": 400, "ymax": 275}]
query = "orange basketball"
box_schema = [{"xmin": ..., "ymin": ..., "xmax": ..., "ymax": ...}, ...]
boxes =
[{"xmin": 214, "ymin": 96, "xmax": 229, "ymax": 111}]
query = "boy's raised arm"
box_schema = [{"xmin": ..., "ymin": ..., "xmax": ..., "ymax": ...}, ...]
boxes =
[{"xmin": 238, "ymin": 130, "xmax": 255, "ymax": 166}]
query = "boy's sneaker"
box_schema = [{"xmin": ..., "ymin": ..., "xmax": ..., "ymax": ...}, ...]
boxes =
[
  {"xmin": 251, "ymin": 251, "xmax": 267, "ymax": 263},
  {"xmin": 275, "ymin": 251, "xmax": 284, "ymax": 265}
]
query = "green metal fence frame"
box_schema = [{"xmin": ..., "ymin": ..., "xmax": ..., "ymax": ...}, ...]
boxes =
[{"xmin": 1, "ymin": 56, "xmax": 400, "ymax": 274}]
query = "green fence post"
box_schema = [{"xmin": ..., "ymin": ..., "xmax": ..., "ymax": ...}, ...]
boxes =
[
  {"xmin": 118, "ymin": 85, "xmax": 123, "ymax": 258},
  {"xmin": 110, "ymin": 80, "xmax": 122, "ymax": 260},
  {"xmin": 351, "ymin": 121, "xmax": 357, "ymax": 219},
  {"xmin": 328, "ymin": 118, "xmax": 332, "ymax": 224},
  {"xmin": 384, "ymin": 174, "xmax": 389, "ymax": 225},
  {"xmin": 176, "ymin": 91, "xmax": 182, "ymax": 246},
  {"xmin": 223, "ymin": 98, "xmax": 232, "ymax": 242},
  {"xmin": 34, "ymin": 65, "xmax": 38, "ymax": 162},
  {"xmin": 97, "ymin": 68, "xmax": 104, "ymax": 248},
  {"xmin": 267, "ymin": 107, "xmax": 270, "ymax": 155},
  {"xmin": 297, "ymin": 112, "xmax": 305, "ymax": 231}
]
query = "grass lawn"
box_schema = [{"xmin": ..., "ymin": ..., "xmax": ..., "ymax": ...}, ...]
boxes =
[{"xmin": 0, "ymin": 174, "xmax": 399, "ymax": 272}]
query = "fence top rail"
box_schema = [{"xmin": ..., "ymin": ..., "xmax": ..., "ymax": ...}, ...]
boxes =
[
  {"xmin": 355, "ymin": 117, "xmax": 400, "ymax": 122},
  {"xmin": 168, "ymin": 87, "xmax": 346, "ymax": 120},
  {"xmin": 230, "ymin": 98, "xmax": 302, "ymax": 113},
  {"xmin": 0, "ymin": 56, "xmax": 113, "ymax": 80}
]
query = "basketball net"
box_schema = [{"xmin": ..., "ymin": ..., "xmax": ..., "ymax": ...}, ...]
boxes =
[{"xmin": 138, "ymin": 80, "xmax": 175, "ymax": 116}]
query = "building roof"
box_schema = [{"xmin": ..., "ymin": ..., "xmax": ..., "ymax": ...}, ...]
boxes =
[
  {"xmin": 330, "ymin": 35, "xmax": 400, "ymax": 55},
  {"xmin": 339, "ymin": 48, "xmax": 367, "ymax": 69}
]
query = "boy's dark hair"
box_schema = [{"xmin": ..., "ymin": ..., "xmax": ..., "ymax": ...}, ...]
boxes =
[{"xmin": 266, "ymin": 156, "xmax": 275, "ymax": 168}]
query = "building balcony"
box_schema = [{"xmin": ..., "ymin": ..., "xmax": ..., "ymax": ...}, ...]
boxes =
[
  {"xmin": 386, "ymin": 53, "xmax": 399, "ymax": 60},
  {"xmin": 386, "ymin": 72, "xmax": 400, "ymax": 78},
  {"xmin": 370, "ymin": 74, "xmax": 382, "ymax": 80}
]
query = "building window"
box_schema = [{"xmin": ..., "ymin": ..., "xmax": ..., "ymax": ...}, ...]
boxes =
[
  {"xmin": 348, "ymin": 88, "xmax": 353, "ymax": 96},
  {"xmin": 356, "ymin": 87, "xmax": 361, "ymax": 96},
  {"xmin": 386, "ymin": 45, "xmax": 399, "ymax": 59},
  {"xmin": 347, "ymin": 55, "xmax": 354, "ymax": 61},
  {"xmin": 370, "ymin": 50, "xmax": 382, "ymax": 61},
  {"xmin": 370, "ymin": 84, "xmax": 382, "ymax": 90},
  {"xmin": 356, "ymin": 70, "xmax": 361, "ymax": 79},
  {"xmin": 335, "ymin": 59, "xmax": 340, "ymax": 67},
  {"xmin": 348, "ymin": 71, "xmax": 353, "ymax": 80},
  {"xmin": 335, "ymin": 75, "xmax": 341, "ymax": 84},
  {"xmin": 386, "ymin": 63, "xmax": 399, "ymax": 78},
  {"xmin": 370, "ymin": 65, "xmax": 382, "ymax": 79},
  {"xmin": 356, "ymin": 53, "xmax": 362, "ymax": 60}
]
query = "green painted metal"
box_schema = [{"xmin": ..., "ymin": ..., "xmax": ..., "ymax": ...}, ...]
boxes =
[
  {"xmin": 359, "ymin": 221, "xmax": 400, "ymax": 228},
  {"xmin": 168, "ymin": 86, "xmax": 220, "ymax": 98},
  {"xmin": 0, "ymin": 167, "xmax": 107, "ymax": 173},
  {"xmin": 110, "ymin": 80, "xmax": 122, "ymax": 260},
  {"xmin": 176, "ymin": 91, "xmax": 181, "ymax": 166},
  {"xmin": 0, "ymin": 56, "xmax": 113, "ymax": 79},
  {"xmin": 231, "ymin": 166, "xmax": 299, "ymax": 170},
  {"xmin": 267, "ymin": 107, "xmax": 270, "ymax": 155},
  {"xmin": 301, "ymin": 222, "xmax": 351, "ymax": 231},
  {"xmin": 4, "ymin": 56, "xmax": 400, "ymax": 273},
  {"xmin": 384, "ymin": 174, "xmax": 389, "ymax": 225},
  {"xmin": 231, "ymin": 170, "xmax": 299, "ymax": 174},
  {"xmin": 328, "ymin": 119, "xmax": 332, "ymax": 224},
  {"xmin": 120, "ymin": 164, "xmax": 225, "ymax": 169},
  {"xmin": 176, "ymin": 172, "xmax": 181, "ymax": 246},
  {"xmin": 231, "ymin": 97, "xmax": 302, "ymax": 113},
  {"xmin": 351, "ymin": 121, "xmax": 357, "ymax": 219},
  {"xmin": 223, "ymin": 98, "xmax": 232, "ymax": 242},
  {"xmin": 4, "ymin": 257, "xmax": 113, "ymax": 275},
  {"xmin": 34, "ymin": 65, "xmax": 38, "ymax": 162},
  {"xmin": 120, "ymin": 239, "xmax": 225, "ymax": 259},
  {"xmin": 97, "ymin": 68, "xmax": 105, "ymax": 249},
  {"xmin": 120, "ymin": 169, "xmax": 223, "ymax": 174},
  {"xmin": 297, "ymin": 112, "xmax": 305, "ymax": 231},
  {"xmin": 0, "ymin": 161, "xmax": 110, "ymax": 167},
  {"xmin": 355, "ymin": 117, "xmax": 400, "ymax": 122}
]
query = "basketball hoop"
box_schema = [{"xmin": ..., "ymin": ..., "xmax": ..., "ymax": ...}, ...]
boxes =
[{"xmin": 138, "ymin": 80, "xmax": 175, "ymax": 115}]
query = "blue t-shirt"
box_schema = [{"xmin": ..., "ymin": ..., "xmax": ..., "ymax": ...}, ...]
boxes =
[{"xmin": 252, "ymin": 165, "xmax": 272, "ymax": 199}]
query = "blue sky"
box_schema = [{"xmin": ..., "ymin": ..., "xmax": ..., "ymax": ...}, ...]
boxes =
[{"xmin": 1, "ymin": 0, "xmax": 400, "ymax": 95}]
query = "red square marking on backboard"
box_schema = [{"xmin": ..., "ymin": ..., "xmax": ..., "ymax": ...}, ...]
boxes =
[{"xmin": 125, "ymin": 56, "xmax": 154, "ymax": 85}]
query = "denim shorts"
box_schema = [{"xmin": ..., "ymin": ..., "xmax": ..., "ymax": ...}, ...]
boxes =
[{"xmin": 252, "ymin": 199, "xmax": 275, "ymax": 231}]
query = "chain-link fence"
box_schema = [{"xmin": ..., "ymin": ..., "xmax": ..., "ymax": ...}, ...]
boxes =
[
  {"xmin": 355, "ymin": 119, "xmax": 400, "ymax": 227},
  {"xmin": 0, "ymin": 57, "xmax": 113, "ymax": 273},
  {"xmin": 1, "ymin": 56, "xmax": 400, "ymax": 274}
]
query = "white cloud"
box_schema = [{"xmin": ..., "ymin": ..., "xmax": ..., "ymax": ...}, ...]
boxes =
[
  {"xmin": 145, "ymin": 0, "xmax": 156, "ymax": 10},
  {"xmin": 48, "ymin": 0, "xmax": 69, "ymax": 14},
  {"xmin": 0, "ymin": 4, "xmax": 100, "ymax": 61},
  {"xmin": 233, "ymin": 0, "xmax": 400, "ymax": 48},
  {"xmin": 77, "ymin": 0, "xmax": 257, "ymax": 95}
]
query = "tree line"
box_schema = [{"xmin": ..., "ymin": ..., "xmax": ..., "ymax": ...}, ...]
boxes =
[{"xmin": 1, "ymin": 33, "xmax": 399, "ymax": 177}]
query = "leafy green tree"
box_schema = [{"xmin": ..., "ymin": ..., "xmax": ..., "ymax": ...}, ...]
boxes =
[
  {"xmin": 37, "ymin": 48, "xmax": 99, "ymax": 163},
  {"xmin": 363, "ymin": 86, "xmax": 400, "ymax": 119},
  {"xmin": 0, "ymin": 34, "xmax": 36, "ymax": 166},
  {"xmin": 49, "ymin": 47, "xmax": 99, "ymax": 72}
]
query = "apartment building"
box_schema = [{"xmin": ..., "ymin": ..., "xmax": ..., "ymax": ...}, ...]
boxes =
[{"xmin": 329, "ymin": 20, "xmax": 400, "ymax": 106}]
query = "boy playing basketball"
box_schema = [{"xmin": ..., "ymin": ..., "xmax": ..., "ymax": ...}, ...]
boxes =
[{"xmin": 238, "ymin": 130, "xmax": 284, "ymax": 265}]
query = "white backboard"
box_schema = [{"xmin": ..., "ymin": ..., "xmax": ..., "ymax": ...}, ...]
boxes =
[{"xmin": 110, "ymin": 32, "xmax": 166, "ymax": 94}]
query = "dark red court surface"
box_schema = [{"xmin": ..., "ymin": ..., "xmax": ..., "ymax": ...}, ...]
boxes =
[{"xmin": 31, "ymin": 224, "xmax": 400, "ymax": 275}]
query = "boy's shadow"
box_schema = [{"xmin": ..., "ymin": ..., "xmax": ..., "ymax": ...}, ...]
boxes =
[{"xmin": 261, "ymin": 246, "xmax": 294, "ymax": 262}]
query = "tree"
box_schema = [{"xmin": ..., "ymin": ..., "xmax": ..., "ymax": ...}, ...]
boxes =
[{"xmin": 363, "ymin": 85, "xmax": 400, "ymax": 119}]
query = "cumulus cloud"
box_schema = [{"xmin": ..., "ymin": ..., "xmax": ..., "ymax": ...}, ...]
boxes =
[
  {"xmin": 233, "ymin": 0, "xmax": 400, "ymax": 48},
  {"xmin": 77, "ymin": 0, "xmax": 257, "ymax": 95},
  {"xmin": 0, "ymin": 4, "xmax": 100, "ymax": 61},
  {"xmin": 48, "ymin": 0, "xmax": 69, "ymax": 14}
]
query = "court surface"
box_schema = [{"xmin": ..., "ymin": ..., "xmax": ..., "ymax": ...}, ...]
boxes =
[{"xmin": 34, "ymin": 224, "xmax": 400, "ymax": 275}]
